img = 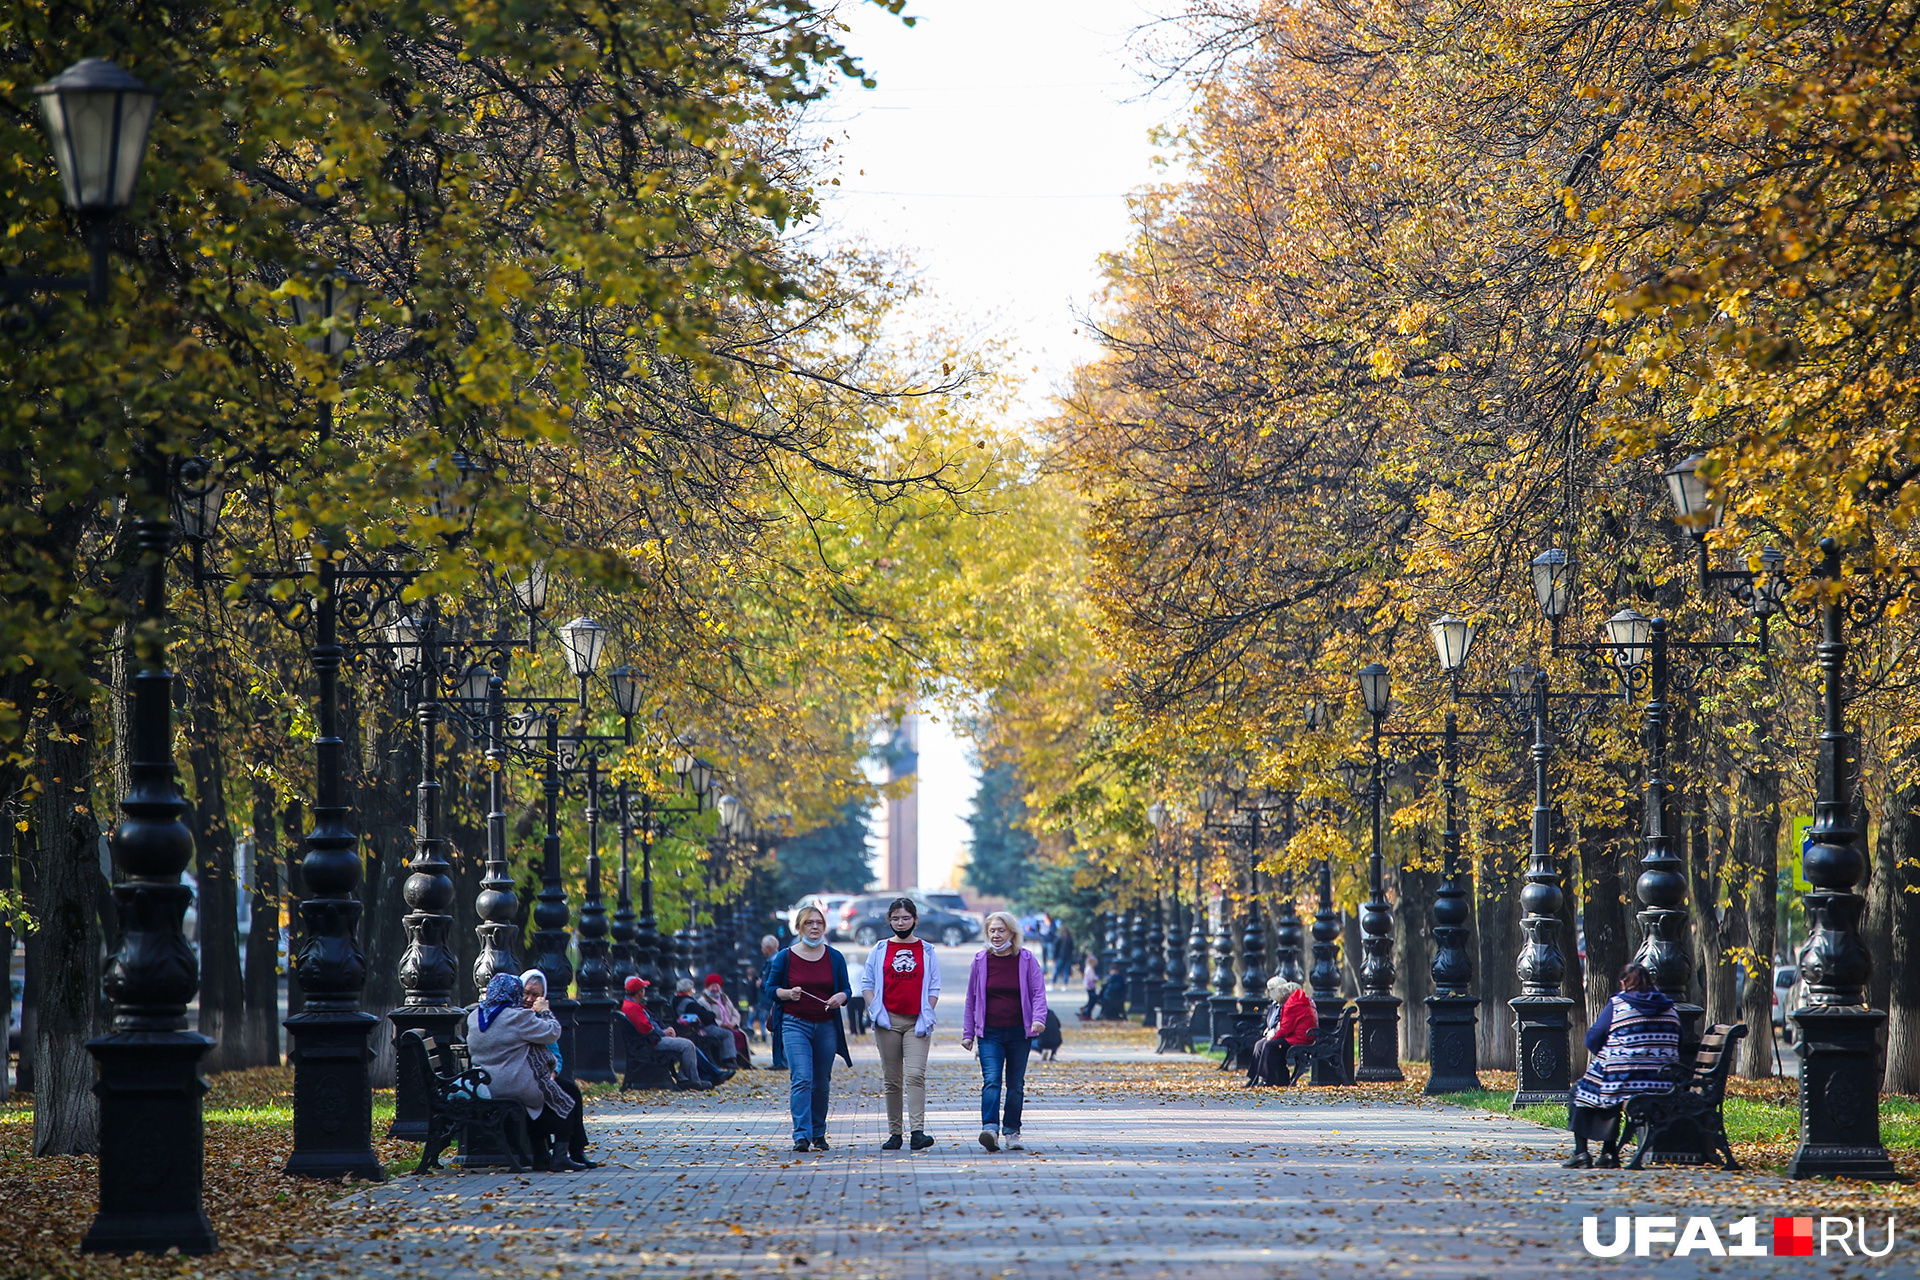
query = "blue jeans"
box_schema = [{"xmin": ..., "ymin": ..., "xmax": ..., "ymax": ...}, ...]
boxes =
[
  {"xmin": 977, "ymin": 1024, "xmax": 1033, "ymax": 1134},
  {"xmin": 782, "ymin": 1016, "xmax": 835, "ymax": 1141}
]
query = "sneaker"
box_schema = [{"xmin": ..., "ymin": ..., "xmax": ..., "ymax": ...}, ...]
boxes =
[
  {"xmin": 811, "ymin": 1137, "xmax": 830, "ymax": 1151},
  {"xmin": 793, "ymin": 1139, "xmax": 810, "ymax": 1153},
  {"xmin": 881, "ymin": 1134, "xmax": 903, "ymax": 1151},
  {"xmin": 978, "ymin": 1128, "xmax": 999, "ymax": 1153},
  {"xmin": 910, "ymin": 1131, "xmax": 934, "ymax": 1151},
  {"xmin": 1005, "ymin": 1134, "xmax": 1024, "ymax": 1151}
]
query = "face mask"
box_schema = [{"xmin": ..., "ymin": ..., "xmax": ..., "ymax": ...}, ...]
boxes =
[
  {"xmin": 990, "ymin": 938, "xmax": 1014, "ymax": 955},
  {"xmin": 892, "ymin": 921, "xmax": 915, "ymax": 939}
]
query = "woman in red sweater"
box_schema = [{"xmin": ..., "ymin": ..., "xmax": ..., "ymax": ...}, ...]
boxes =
[{"xmin": 1246, "ymin": 977, "xmax": 1318, "ymax": 1087}]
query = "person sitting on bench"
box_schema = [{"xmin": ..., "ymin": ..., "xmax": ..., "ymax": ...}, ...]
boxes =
[
  {"xmin": 620, "ymin": 976, "xmax": 716, "ymax": 1089},
  {"xmin": 1245, "ymin": 976, "xmax": 1317, "ymax": 1086},
  {"xmin": 464, "ymin": 972, "xmax": 579, "ymax": 1171},
  {"xmin": 1566, "ymin": 962, "xmax": 1681, "ymax": 1169},
  {"xmin": 1092, "ymin": 970, "xmax": 1128, "ymax": 1019},
  {"xmin": 674, "ymin": 976, "xmax": 737, "ymax": 1068}
]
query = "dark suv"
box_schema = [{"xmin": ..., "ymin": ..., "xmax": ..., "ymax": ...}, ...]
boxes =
[{"xmin": 837, "ymin": 895, "xmax": 982, "ymax": 947}]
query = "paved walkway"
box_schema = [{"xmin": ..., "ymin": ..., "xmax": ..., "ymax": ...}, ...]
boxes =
[{"xmin": 278, "ymin": 1043, "xmax": 1902, "ymax": 1279}]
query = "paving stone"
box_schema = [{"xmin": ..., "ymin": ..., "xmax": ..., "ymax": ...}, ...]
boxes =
[{"xmin": 268, "ymin": 1045, "xmax": 1905, "ymax": 1279}]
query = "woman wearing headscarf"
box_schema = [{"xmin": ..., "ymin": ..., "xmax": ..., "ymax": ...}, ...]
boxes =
[
  {"xmin": 464, "ymin": 973, "xmax": 575, "ymax": 1171},
  {"xmin": 516, "ymin": 969, "xmax": 599, "ymax": 1169},
  {"xmin": 762, "ymin": 903, "xmax": 852, "ymax": 1152},
  {"xmin": 1245, "ymin": 975, "xmax": 1318, "ymax": 1087},
  {"xmin": 1566, "ymin": 962, "xmax": 1682, "ymax": 1168},
  {"xmin": 960, "ymin": 911, "xmax": 1047, "ymax": 1152},
  {"xmin": 699, "ymin": 973, "xmax": 753, "ymax": 1067}
]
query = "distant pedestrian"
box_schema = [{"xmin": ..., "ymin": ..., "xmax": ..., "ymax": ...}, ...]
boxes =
[
  {"xmin": 858, "ymin": 897, "xmax": 941, "ymax": 1151},
  {"xmin": 1051, "ymin": 923, "xmax": 1076, "ymax": 987},
  {"xmin": 961, "ymin": 911, "xmax": 1047, "ymax": 1152},
  {"xmin": 1566, "ymin": 962, "xmax": 1681, "ymax": 1169},
  {"xmin": 1078, "ymin": 953, "xmax": 1099, "ymax": 1018},
  {"xmin": 764, "ymin": 903, "xmax": 852, "ymax": 1152},
  {"xmin": 750, "ymin": 935, "xmax": 780, "ymax": 1042}
]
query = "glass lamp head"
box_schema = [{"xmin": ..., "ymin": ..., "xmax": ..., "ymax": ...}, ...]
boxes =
[
  {"xmin": 34, "ymin": 58, "xmax": 157, "ymax": 213},
  {"xmin": 1428, "ymin": 616, "xmax": 1474, "ymax": 673},
  {"xmin": 559, "ymin": 616, "xmax": 607, "ymax": 677},
  {"xmin": 1531, "ymin": 549, "xmax": 1574, "ymax": 620},
  {"xmin": 1357, "ymin": 662, "xmax": 1391, "ymax": 717},
  {"xmin": 1605, "ymin": 608, "xmax": 1652, "ymax": 667}
]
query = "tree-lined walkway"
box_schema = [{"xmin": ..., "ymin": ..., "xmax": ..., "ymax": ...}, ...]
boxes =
[{"xmin": 270, "ymin": 1041, "xmax": 1905, "ymax": 1280}]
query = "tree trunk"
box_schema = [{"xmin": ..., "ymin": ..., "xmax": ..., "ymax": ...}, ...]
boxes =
[
  {"xmin": 283, "ymin": 797, "xmax": 305, "ymax": 1019},
  {"xmin": 1557, "ymin": 805, "xmax": 1588, "ymax": 1064},
  {"xmin": 359, "ymin": 698, "xmax": 415, "ymax": 1090},
  {"xmin": 1475, "ymin": 837, "xmax": 1520, "ymax": 1073},
  {"xmin": 1736, "ymin": 689, "xmax": 1781, "ymax": 1077},
  {"xmin": 1862, "ymin": 772, "xmax": 1894, "ymax": 1017},
  {"xmin": 187, "ymin": 676, "xmax": 244, "ymax": 1073},
  {"xmin": 1395, "ymin": 860, "xmax": 1434, "ymax": 1063},
  {"xmin": 242, "ymin": 780, "xmax": 281, "ymax": 1067},
  {"xmin": 1, "ymin": 812, "xmax": 13, "ymax": 1102},
  {"xmin": 1579, "ymin": 817, "xmax": 1632, "ymax": 1048},
  {"xmin": 1878, "ymin": 774, "xmax": 1920, "ymax": 1094},
  {"xmin": 1340, "ymin": 908, "xmax": 1360, "ymax": 999},
  {"xmin": 29, "ymin": 691, "xmax": 103, "ymax": 1155}
]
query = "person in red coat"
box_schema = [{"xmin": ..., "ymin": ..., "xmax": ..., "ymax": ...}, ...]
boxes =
[
  {"xmin": 620, "ymin": 976, "xmax": 710, "ymax": 1089},
  {"xmin": 1246, "ymin": 977, "xmax": 1318, "ymax": 1086}
]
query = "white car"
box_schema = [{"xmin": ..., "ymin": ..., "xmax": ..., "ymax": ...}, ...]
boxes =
[
  {"xmin": 788, "ymin": 894, "xmax": 854, "ymax": 940},
  {"xmin": 1772, "ymin": 965, "xmax": 1799, "ymax": 1040}
]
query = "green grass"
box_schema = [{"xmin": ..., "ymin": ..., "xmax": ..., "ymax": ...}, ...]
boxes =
[
  {"xmin": 201, "ymin": 1101, "xmax": 397, "ymax": 1128},
  {"xmin": 1431, "ymin": 1087, "xmax": 1920, "ymax": 1150}
]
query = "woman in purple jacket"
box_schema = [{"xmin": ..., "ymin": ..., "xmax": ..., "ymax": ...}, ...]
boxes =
[{"xmin": 960, "ymin": 911, "xmax": 1048, "ymax": 1151}]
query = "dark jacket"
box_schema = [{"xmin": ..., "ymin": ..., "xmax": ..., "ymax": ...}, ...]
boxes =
[{"xmin": 761, "ymin": 944, "xmax": 854, "ymax": 1066}]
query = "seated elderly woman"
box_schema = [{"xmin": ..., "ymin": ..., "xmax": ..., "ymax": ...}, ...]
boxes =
[
  {"xmin": 673, "ymin": 976, "xmax": 737, "ymax": 1069},
  {"xmin": 699, "ymin": 973, "xmax": 753, "ymax": 1067},
  {"xmin": 1245, "ymin": 976, "xmax": 1318, "ymax": 1087},
  {"xmin": 465, "ymin": 972, "xmax": 575, "ymax": 1171},
  {"xmin": 517, "ymin": 969, "xmax": 600, "ymax": 1169}
]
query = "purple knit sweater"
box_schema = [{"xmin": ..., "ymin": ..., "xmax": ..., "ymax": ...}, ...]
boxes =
[{"xmin": 961, "ymin": 947, "xmax": 1048, "ymax": 1039}]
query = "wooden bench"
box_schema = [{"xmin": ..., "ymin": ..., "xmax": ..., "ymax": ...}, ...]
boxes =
[
  {"xmin": 617, "ymin": 1017, "xmax": 685, "ymax": 1091},
  {"xmin": 1286, "ymin": 1005, "xmax": 1356, "ymax": 1086},
  {"xmin": 396, "ymin": 1030, "xmax": 533, "ymax": 1174},
  {"xmin": 1155, "ymin": 1007, "xmax": 1194, "ymax": 1054},
  {"xmin": 1620, "ymin": 1022, "xmax": 1748, "ymax": 1170}
]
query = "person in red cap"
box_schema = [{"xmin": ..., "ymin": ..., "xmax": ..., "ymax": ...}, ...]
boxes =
[
  {"xmin": 621, "ymin": 975, "xmax": 709, "ymax": 1089},
  {"xmin": 701, "ymin": 973, "xmax": 753, "ymax": 1067}
]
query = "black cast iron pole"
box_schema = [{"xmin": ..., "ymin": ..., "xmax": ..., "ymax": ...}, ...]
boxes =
[
  {"xmin": 532, "ymin": 715, "xmax": 578, "ymax": 1072},
  {"xmin": 572, "ymin": 753, "xmax": 616, "ymax": 1082},
  {"xmin": 1789, "ymin": 540, "xmax": 1897, "ymax": 1178},
  {"xmin": 1423, "ymin": 710, "xmax": 1482, "ymax": 1094},
  {"xmin": 1357, "ymin": 710, "xmax": 1404, "ymax": 1081},
  {"xmin": 1184, "ymin": 837, "xmax": 1211, "ymax": 1039},
  {"xmin": 473, "ymin": 675, "xmax": 519, "ymax": 988},
  {"xmin": 1510, "ymin": 670, "xmax": 1575, "ymax": 1106},
  {"xmin": 281, "ymin": 556, "xmax": 385, "ymax": 1179},
  {"xmin": 1631, "ymin": 619, "xmax": 1703, "ymax": 1045},
  {"xmin": 1308, "ymin": 854, "xmax": 1348, "ymax": 1084},
  {"xmin": 1273, "ymin": 795, "xmax": 1304, "ymax": 985},
  {"xmin": 387, "ymin": 688, "xmax": 464, "ymax": 1140},
  {"xmin": 83, "ymin": 460, "xmax": 218, "ymax": 1256}
]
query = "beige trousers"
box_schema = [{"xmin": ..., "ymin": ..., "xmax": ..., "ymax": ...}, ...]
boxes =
[{"xmin": 873, "ymin": 1022, "xmax": 931, "ymax": 1134}]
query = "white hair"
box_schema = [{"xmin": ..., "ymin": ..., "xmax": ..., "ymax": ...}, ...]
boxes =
[{"xmin": 983, "ymin": 911, "xmax": 1023, "ymax": 948}]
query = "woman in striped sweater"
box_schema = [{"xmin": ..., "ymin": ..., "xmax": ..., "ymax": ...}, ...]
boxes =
[{"xmin": 1566, "ymin": 962, "xmax": 1682, "ymax": 1168}]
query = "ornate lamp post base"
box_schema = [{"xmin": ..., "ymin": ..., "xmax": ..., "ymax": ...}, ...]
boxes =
[
  {"xmin": 81, "ymin": 1031, "xmax": 219, "ymax": 1256},
  {"xmin": 1509, "ymin": 993, "xmax": 1574, "ymax": 1106},
  {"xmin": 386, "ymin": 1006, "xmax": 467, "ymax": 1141},
  {"xmin": 1207, "ymin": 994, "xmax": 1238, "ymax": 1043},
  {"xmin": 1353, "ymin": 994, "xmax": 1403, "ymax": 1082},
  {"xmin": 572, "ymin": 995, "xmax": 619, "ymax": 1083},
  {"xmin": 1422, "ymin": 996, "xmax": 1480, "ymax": 1094},
  {"xmin": 283, "ymin": 1010, "xmax": 385, "ymax": 1180},
  {"xmin": 1787, "ymin": 1006, "xmax": 1896, "ymax": 1179},
  {"xmin": 1309, "ymin": 996, "xmax": 1350, "ymax": 1085}
]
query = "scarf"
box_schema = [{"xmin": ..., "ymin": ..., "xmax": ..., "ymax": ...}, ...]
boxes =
[
  {"xmin": 476, "ymin": 973, "xmax": 523, "ymax": 1032},
  {"xmin": 518, "ymin": 967, "xmax": 550, "ymax": 997}
]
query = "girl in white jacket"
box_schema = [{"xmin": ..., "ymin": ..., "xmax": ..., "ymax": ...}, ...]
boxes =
[{"xmin": 858, "ymin": 897, "xmax": 941, "ymax": 1150}]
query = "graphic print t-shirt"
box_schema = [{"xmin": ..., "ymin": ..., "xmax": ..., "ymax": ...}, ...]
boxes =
[{"xmin": 882, "ymin": 940, "xmax": 923, "ymax": 1019}]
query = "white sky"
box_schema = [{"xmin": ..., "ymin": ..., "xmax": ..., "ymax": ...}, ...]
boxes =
[{"xmin": 804, "ymin": 0, "xmax": 1183, "ymax": 891}]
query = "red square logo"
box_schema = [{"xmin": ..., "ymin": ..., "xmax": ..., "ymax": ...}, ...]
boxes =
[{"xmin": 1774, "ymin": 1217, "xmax": 1814, "ymax": 1256}]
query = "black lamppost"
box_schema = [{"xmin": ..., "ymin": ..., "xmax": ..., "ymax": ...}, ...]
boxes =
[
  {"xmin": 473, "ymin": 672, "xmax": 520, "ymax": 987},
  {"xmin": 1149, "ymin": 802, "xmax": 1185, "ymax": 1029},
  {"xmin": 16, "ymin": 60, "xmax": 218, "ymax": 1257},
  {"xmin": 1528, "ymin": 547, "xmax": 1766, "ymax": 1050},
  {"xmin": 1663, "ymin": 459, "xmax": 1897, "ymax": 1177},
  {"xmin": 605, "ymin": 665, "xmax": 643, "ymax": 1007},
  {"xmin": 1127, "ymin": 905, "xmax": 1151, "ymax": 1018},
  {"xmin": 1205, "ymin": 799, "xmax": 1238, "ymax": 1039},
  {"xmin": 1183, "ymin": 833, "xmax": 1212, "ymax": 1039},
  {"xmin": 1270, "ymin": 792, "xmax": 1304, "ymax": 985},
  {"xmin": 572, "ymin": 748, "xmax": 617, "ymax": 1083},
  {"xmin": 1354, "ymin": 663, "xmax": 1404, "ymax": 1083}
]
